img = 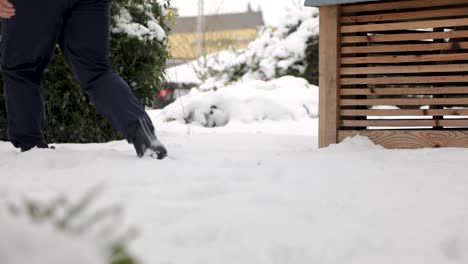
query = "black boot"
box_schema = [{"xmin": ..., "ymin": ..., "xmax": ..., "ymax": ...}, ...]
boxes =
[
  {"xmin": 133, "ymin": 120, "xmax": 167, "ymax": 159},
  {"xmin": 20, "ymin": 142, "xmax": 52, "ymax": 152}
]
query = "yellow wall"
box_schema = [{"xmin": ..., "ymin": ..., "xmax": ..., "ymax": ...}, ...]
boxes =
[{"xmin": 169, "ymin": 28, "xmax": 258, "ymax": 60}]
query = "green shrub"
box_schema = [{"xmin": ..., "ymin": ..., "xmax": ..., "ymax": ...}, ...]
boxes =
[
  {"xmin": 0, "ymin": 0, "xmax": 171, "ymax": 143},
  {"xmin": 303, "ymin": 35, "xmax": 319, "ymax": 85}
]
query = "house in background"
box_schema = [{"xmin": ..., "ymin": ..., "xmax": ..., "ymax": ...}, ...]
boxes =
[{"xmin": 168, "ymin": 5, "xmax": 264, "ymax": 66}]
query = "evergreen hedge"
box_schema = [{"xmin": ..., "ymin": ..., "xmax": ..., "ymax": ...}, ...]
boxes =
[{"xmin": 0, "ymin": 0, "xmax": 171, "ymax": 143}]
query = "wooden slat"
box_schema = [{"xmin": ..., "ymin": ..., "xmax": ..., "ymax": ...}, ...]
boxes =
[
  {"xmin": 341, "ymin": 64, "xmax": 468, "ymax": 75},
  {"xmin": 341, "ymin": 7, "xmax": 468, "ymax": 24},
  {"xmin": 342, "ymin": 0, "xmax": 468, "ymax": 14},
  {"xmin": 340, "ymin": 87, "xmax": 468, "ymax": 95},
  {"xmin": 341, "ymin": 109, "xmax": 468, "ymax": 116},
  {"xmin": 338, "ymin": 130, "xmax": 468, "ymax": 148},
  {"xmin": 341, "ymin": 119, "xmax": 468, "ymax": 127},
  {"xmin": 341, "ymin": 76, "xmax": 468, "ymax": 85},
  {"xmin": 341, "ymin": 98, "xmax": 468, "ymax": 106},
  {"xmin": 342, "ymin": 18, "xmax": 468, "ymax": 33},
  {"xmin": 335, "ymin": 1, "xmax": 468, "ymax": 148},
  {"xmin": 319, "ymin": 5, "xmax": 341, "ymax": 148},
  {"xmin": 342, "ymin": 42, "xmax": 468, "ymax": 54},
  {"xmin": 341, "ymin": 53, "xmax": 468, "ymax": 64},
  {"xmin": 342, "ymin": 30, "xmax": 468, "ymax": 44}
]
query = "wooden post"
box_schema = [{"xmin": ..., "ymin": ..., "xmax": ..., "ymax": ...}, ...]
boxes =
[{"xmin": 319, "ymin": 5, "xmax": 341, "ymax": 148}]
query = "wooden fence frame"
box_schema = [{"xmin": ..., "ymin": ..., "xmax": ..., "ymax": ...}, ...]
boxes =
[{"xmin": 318, "ymin": 1, "xmax": 468, "ymax": 149}]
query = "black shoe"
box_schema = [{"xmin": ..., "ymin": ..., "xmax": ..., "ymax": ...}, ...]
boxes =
[
  {"xmin": 133, "ymin": 120, "xmax": 167, "ymax": 159},
  {"xmin": 21, "ymin": 142, "xmax": 53, "ymax": 152}
]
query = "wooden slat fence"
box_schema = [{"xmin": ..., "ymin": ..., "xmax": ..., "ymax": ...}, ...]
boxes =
[{"xmin": 335, "ymin": 0, "xmax": 468, "ymax": 148}]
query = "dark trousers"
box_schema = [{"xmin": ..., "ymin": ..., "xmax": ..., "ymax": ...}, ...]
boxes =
[{"xmin": 1, "ymin": 0, "xmax": 153, "ymax": 149}]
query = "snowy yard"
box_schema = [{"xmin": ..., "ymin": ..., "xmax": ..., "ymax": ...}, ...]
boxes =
[
  {"xmin": 2, "ymin": 113, "xmax": 468, "ymax": 263},
  {"xmin": 3, "ymin": 1, "xmax": 468, "ymax": 262}
]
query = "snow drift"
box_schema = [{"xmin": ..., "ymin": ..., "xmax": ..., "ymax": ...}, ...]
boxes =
[{"xmin": 157, "ymin": 76, "xmax": 318, "ymax": 127}]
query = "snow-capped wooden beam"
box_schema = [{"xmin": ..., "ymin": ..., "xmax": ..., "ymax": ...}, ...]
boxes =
[
  {"xmin": 319, "ymin": 5, "xmax": 341, "ymax": 148},
  {"xmin": 304, "ymin": 0, "xmax": 378, "ymax": 7}
]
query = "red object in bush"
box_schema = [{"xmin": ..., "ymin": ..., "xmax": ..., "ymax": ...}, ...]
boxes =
[{"xmin": 156, "ymin": 88, "xmax": 171, "ymax": 100}]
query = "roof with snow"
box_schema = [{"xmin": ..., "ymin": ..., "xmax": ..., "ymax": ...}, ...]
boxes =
[
  {"xmin": 304, "ymin": 0, "xmax": 379, "ymax": 6},
  {"xmin": 173, "ymin": 11, "xmax": 264, "ymax": 33}
]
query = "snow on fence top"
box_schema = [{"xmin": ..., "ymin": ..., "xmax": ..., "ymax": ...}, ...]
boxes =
[{"xmin": 304, "ymin": 0, "xmax": 378, "ymax": 7}]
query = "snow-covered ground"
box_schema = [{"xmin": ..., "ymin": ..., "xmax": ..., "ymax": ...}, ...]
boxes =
[
  {"xmin": 2, "ymin": 69, "xmax": 468, "ymax": 263},
  {"xmin": 0, "ymin": 212, "xmax": 105, "ymax": 264},
  {"xmin": 2, "ymin": 112, "xmax": 468, "ymax": 263}
]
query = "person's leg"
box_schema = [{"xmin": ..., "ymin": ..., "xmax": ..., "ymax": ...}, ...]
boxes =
[
  {"xmin": 58, "ymin": 0, "xmax": 152, "ymax": 143},
  {"xmin": 1, "ymin": 0, "xmax": 64, "ymax": 150},
  {"xmin": 59, "ymin": 0, "xmax": 167, "ymax": 158}
]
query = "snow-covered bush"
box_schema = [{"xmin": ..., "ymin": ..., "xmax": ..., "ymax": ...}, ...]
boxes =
[
  {"xmin": 158, "ymin": 76, "xmax": 318, "ymax": 127},
  {"xmin": 0, "ymin": 0, "xmax": 171, "ymax": 143},
  {"xmin": 110, "ymin": 0, "xmax": 171, "ymax": 103},
  {"xmin": 195, "ymin": 6, "xmax": 319, "ymax": 90}
]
